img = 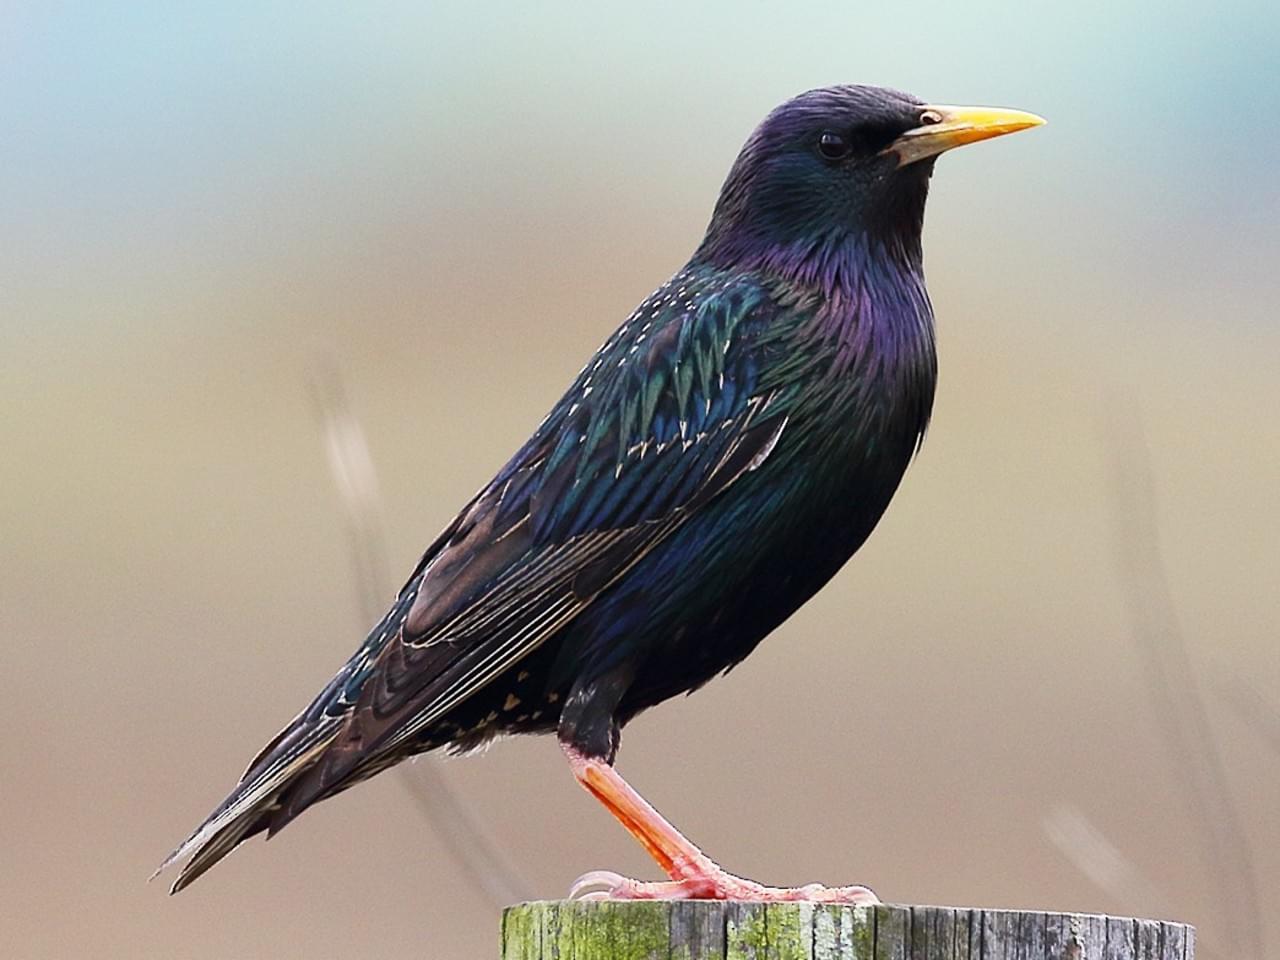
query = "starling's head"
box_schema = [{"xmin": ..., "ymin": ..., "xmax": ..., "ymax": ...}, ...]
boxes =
[{"xmin": 697, "ymin": 85, "xmax": 1043, "ymax": 282}]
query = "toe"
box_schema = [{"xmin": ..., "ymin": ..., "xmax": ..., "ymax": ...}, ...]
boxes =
[{"xmin": 826, "ymin": 884, "xmax": 879, "ymax": 905}]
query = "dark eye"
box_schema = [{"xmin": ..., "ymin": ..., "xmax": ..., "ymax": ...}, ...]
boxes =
[{"xmin": 817, "ymin": 131, "xmax": 851, "ymax": 160}]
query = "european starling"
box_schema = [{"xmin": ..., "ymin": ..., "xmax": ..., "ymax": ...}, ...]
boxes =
[{"xmin": 162, "ymin": 85, "xmax": 1043, "ymax": 899}]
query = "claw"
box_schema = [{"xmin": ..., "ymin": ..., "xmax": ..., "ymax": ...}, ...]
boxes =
[{"xmin": 569, "ymin": 870, "xmax": 629, "ymax": 900}]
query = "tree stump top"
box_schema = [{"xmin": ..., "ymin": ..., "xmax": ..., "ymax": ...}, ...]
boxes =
[{"xmin": 501, "ymin": 901, "xmax": 1194, "ymax": 959}]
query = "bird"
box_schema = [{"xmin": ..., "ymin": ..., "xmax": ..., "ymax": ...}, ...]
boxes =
[{"xmin": 160, "ymin": 84, "xmax": 1043, "ymax": 900}]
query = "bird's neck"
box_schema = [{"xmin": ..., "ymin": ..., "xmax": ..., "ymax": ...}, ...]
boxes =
[
  {"xmin": 806, "ymin": 233, "xmax": 934, "ymax": 378},
  {"xmin": 696, "ymin": 220, "xmax": 922, "ymax": 299},
  {"xmin": 695, "ymin": 227, "xmax": 934, "ymax": 378},
  {"xmin": 694, "ymin": 157, "xmax": 932, "ymax": 302},
  {"xmin": 698, "ymin": 228, "xmax": 937, "ymax": 454}
]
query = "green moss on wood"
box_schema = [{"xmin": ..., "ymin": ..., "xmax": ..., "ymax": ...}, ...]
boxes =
[
  {"xmin": 500, "ymin": 901, "xmax": 1194, "ymax": 960},
  {"xmin": 726, "ymin": 902, "xmax": 768, "ymax": 960}
]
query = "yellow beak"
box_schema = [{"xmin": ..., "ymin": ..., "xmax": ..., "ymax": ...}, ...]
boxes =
[{"xmin": 888, "ymin": 104, "xmax": 1046, "ymax": 167}]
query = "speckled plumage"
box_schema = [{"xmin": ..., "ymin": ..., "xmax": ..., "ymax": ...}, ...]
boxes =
[{"xmin": 165, "ymin": 85, "xmax": 950, "ymax": 892}]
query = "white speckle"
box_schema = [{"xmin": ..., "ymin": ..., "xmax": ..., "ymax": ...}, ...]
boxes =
[
  {"xmin": 747, "ymin": 417, "xmax": 787, "ymax": 471},
  {"xmin": 517, "ymin": 671, "xmax": 530, "ymax": 682}
]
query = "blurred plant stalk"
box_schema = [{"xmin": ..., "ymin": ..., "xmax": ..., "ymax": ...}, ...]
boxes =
[
  {"xmin": 311, "ymin": 360, "xmax": 533, "ymax": 908},
  {"xmin": 1102, "ymin": 398, "xmax": 1260, "ymax": 959}
]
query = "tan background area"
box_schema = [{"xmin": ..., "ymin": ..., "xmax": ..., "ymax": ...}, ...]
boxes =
[{"xmin": 2, "ymin": 3, "xmax": 1277, "ymax": 958}]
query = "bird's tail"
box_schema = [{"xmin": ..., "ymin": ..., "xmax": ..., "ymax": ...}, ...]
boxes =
[{"xmin": 155, "ymin": 717, "xmax": 342, "ymax": 893}]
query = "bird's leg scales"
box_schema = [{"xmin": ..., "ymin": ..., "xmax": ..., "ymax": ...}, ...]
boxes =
[{"xmin": 562, "ymin": 744, "xmax": 878, "ymax": 904}]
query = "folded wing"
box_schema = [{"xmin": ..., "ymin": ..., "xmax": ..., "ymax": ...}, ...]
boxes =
[{"xmin": 164, "ymin": 275, "xmax": 791, "ymax": 891}]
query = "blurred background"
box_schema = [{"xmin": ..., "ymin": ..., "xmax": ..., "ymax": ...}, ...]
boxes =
[{"xmin": 2, "ymin": 2, "xmax": 1277, "ymax": 957}]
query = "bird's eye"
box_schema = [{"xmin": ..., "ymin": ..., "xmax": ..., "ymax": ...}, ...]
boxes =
[
  {"xmin": 817, "ymin": 131, "xmax": 852, "ymax": 160},
  {"xmin": 918, "ymin": 109, "xmax": 944, "ymax": 126}
]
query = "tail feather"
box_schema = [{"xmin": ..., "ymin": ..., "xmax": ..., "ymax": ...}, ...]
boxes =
[
  {"xmin": 156, "ymin": 720, "xmax": 342, "ymax": 892},
  {"xmin": 169, "ymin": 811, "xmax": 268, "ymax": 893}
]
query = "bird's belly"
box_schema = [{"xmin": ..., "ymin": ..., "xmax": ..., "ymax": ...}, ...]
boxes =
[{"xmin": 561, "ymin": 432, "xmax": 918, "ymax": 723}]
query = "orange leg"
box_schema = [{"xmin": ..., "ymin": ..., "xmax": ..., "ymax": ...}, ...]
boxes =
[{"xmin": 562, "ymin": 744, "xmax": 879, "ymax": 903}]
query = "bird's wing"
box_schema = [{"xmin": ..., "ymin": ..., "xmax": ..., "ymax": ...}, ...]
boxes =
[
  {"xmin": 165, "ymin": 275, "xmax": 791, "ymax": 889},
  {"xmin": 287, "ymin": 278, "xmax": 788, "ymax": 791}
]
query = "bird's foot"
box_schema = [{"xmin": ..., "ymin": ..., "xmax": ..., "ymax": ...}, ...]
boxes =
[
  {"xmin": 569, "ymin": 867, "xmax": 878, "ymax": 904},
  {"xmin": 561, "ymin": 745, "xmax": 877, "ymax": 904}
]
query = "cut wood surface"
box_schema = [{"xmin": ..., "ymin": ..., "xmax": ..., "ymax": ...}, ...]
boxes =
[{"xmin": 501, "ymin": 901, "xmax": 1194, "ymax": 960}]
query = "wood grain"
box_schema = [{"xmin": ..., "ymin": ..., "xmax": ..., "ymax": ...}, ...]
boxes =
[{"xmin": 501, "ymin": 903, "xmax": 1194, "ymax": 960}]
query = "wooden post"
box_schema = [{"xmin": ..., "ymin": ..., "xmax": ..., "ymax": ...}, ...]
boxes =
[{"xmin": 501, "ymin": 902, "xmax": 1195, "ymax": 960}]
